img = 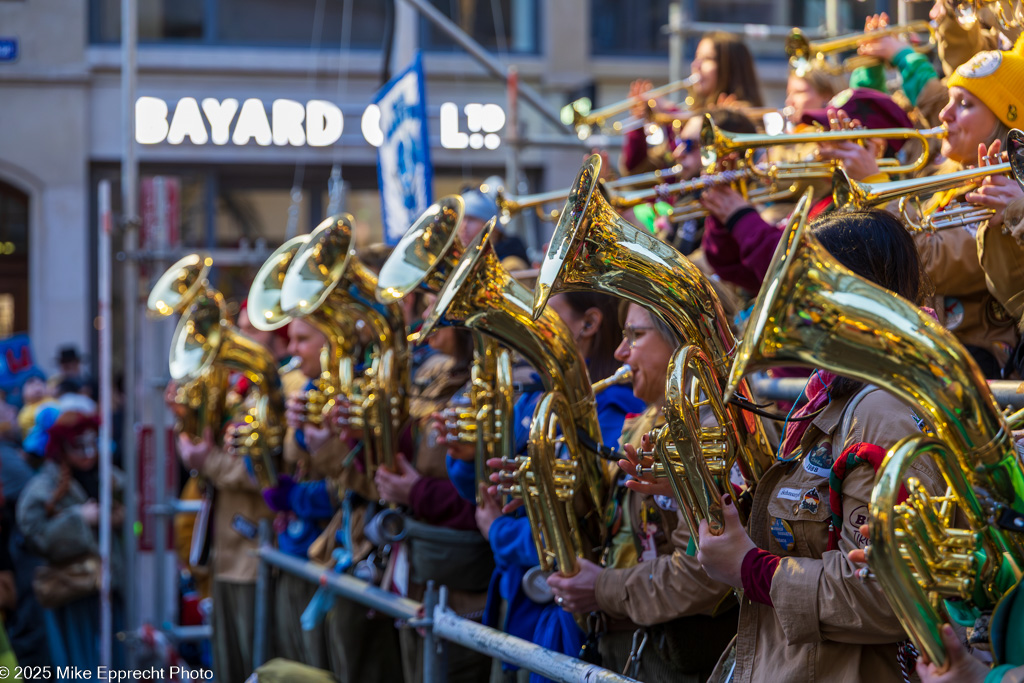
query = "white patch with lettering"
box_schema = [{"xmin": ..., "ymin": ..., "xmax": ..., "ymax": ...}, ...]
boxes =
[{"xmin": 777, "ymin": 487, "xmax": 802, "ymax": 501}]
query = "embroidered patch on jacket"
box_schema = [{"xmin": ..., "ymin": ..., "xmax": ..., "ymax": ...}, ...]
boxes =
[
  {"xmin": 987, "ymin": 298, "xmax": 1014, "ymax": 326},
  {"xmin": 848, "ymin": 505, "xmax": 870, "ymax": 547},
  {"xmin": 770, "ymin": 517, "xmax": 795, "ymax": 552},
  {"xmin": 956, "ymin": 50, "xmax": 1002, "ymax": 78},
  {"xmin": 944, "ymin": 297, "xmax": 965, "ymax": 330},
  {"xmin": 231, "ymin": 513, "xmax": 258, "ymax": 540},
  {"xmin": 803, "ymin": 442, "xmax": 833, "ymax": 477},
  {"xmin": 800, "ymin": 487, "xmax": 820, "ymax": 514},
  {"xmin": 654, "ymin": 494, "xmax": 678, "ymax": 511},
  {"xmin": 777, "ymin": 487, "xmax": 802, "ymax": 501},
  {"xmin": 911, "ymin": 411, "xmax": 934, "ymax": 435}
]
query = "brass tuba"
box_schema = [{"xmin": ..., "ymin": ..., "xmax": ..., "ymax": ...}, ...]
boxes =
[
  {"xmin": 534, "ymin": 154, "xmax": 776, "ymax": 539},
  {"xmin": 169, "ymin": 288, "xmax": 286, "ymax": 488},
  {"xmin": 375, "ymin": 195, "xmax": 516, "ymax": 502},
  {"xmin": 281, "ymin": 214, "xmax": 409, "ymax": 474},
  {"xmin": 723, "ymin": 203, "xmax": 1024, "ymax": 669},
  {"xmin": 148, "ymin": 254, "xmax": 229, "ymax": 444},
  {"xmin": 249, "ymin": 235, "xmax": 359, "ymax": 426},
  {"xmin": 418, "ymin": 216, "xmax": 606, "ymax": 579}
]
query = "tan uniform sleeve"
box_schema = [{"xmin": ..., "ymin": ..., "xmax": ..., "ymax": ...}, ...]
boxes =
[
  {"xmin": 594, "ymin": 508, "xmax": 732, "ymax": 625},
  {"xmin": 978, "ymin": 218, "xmax": 1024, "ymax": 321},
  {"xmin": 201, "ymin": 447, "xmax": 261, "ymax": 492},
  {"xmin": 915, "ymin": 227, "xmax": 989, "ymax": 296},
  {"xmin": 770, "ymin": 392, "xmax": 943, "ymax": 644}
]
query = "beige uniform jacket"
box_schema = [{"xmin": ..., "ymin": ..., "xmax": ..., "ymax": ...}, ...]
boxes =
[
  {"xmin": 201, "ymin": 445, "xmax": 274, "ymax": 584},
  {"xmin": 594, "ymin": 405, "xmax": 733, "ymax": 626},
  {"xmin": 915, "ymin": 226, "xmax": 1019, "ymax": 368},
  {"xmin": 979, "ymin": 198, "xmax": 1024, "ymax": 325},
  {"xmin": 709, "ymin": 387, "xmax": 945, "ymax": 683}
]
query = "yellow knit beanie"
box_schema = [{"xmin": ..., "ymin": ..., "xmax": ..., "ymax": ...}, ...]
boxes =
[{"xmin": 947, "ymin": 33, "xmax": 1024, "ymax": 128}]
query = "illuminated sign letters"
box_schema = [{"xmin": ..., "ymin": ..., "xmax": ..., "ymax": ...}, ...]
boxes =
[{"xmin": 136, "ymin": 97, "xmax": 503, "ymax": 149}]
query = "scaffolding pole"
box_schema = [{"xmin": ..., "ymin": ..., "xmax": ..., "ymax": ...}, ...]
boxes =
[{"xmin": 120, "ymin": 0, "xmax": 140, "ymax": 666}]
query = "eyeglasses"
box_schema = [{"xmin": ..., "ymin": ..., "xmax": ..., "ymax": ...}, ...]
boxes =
[{"xmin": 621, "ymin": 325, "xmax": 655, "ymax": 350}]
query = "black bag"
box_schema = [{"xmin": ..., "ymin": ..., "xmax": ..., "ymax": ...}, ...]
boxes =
[
  {"xmin": 403, "ymin": 518, "xmax": 495, "ymax": 592},
  {"xmin": 654, "ymin": 602, "xmax": 739, "ymax": 677}
]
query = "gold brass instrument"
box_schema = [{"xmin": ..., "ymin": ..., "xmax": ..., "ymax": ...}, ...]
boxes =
[
  {"xmin": 831, "ymin": 159, "xmax": 1011, "ymax": 231},
  {"xmin": 375, "ymin": 196, "xmax": 516, "ymax": 502},
  {"xmin": 723, "ymin": 202, "xmax": 1024, "ymax": 669},
  {"xmin": 249, "ymin": 235, "xmax": 360, "ymax": 427},
  {"xmin": 282, "ymin": 214, "xmax": 409, "ymax": 475},
  {"xmin": 534, "ymin": 154, "xmax": 776, "ymax": 540},
  {"xmin": 169, "ymin": 288, "xmax": 286, "ymax": 488},
  {"xmin": 148, "ymin": 254, "xmax": 230, "ymax": 444},
  {"xmin": 147, "ymin": 254, "xmax": 211, "ymax": 317},
  {"xmin": 560, "ymin": 75, "xmax": 699, "ymax": 139},
  {"xmin": 701, "ymin": 113, "xmax": 945, "ymax": 178},
  {"xmin": 494, "ymin": 165, "xmax": 797, "ymax": 226},
  {"xmin": 418, "ymin": 216, "xmax": 606, "ymax": 580},
  {"xmin": 952, "ymin": 0, "xmax": 1024, "ymax": 30},
  {"xmin": 786, "ymin": 22, "xmax": 935, "ymax": 76}
]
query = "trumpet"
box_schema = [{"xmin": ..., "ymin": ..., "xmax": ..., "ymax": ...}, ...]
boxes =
[
  {"xmin": 786, "ymin": 22, "xmax": 935, "ymax": 76},
  {"xmin": 831, "ymin": 158, "xmax": 1011, "ymax": 231},
  {"xmin": 561, "ymin": 75, "xmax": 698, "ymax": 139},
  {"xmin": 723, "ymin": 198, "xmax": 1024, "ymax": 670},
  {"xmin": 701, "ymin": 113, "xmax": 945, "ymax": 177}
]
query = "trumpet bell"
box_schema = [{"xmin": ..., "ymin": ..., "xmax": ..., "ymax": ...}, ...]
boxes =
[
  {"xmin": 148, "ymin": 254, "xmax": 212, "ymax": 317},
  {"xmin": 281, "ymin": 215, "xmax": 357, "ymax": 316},
  {"xmin": 249, "ymin": 236, "xmax": 309, "ymax": 331},
  {"xmin": 376, "ymin": 196, "xmax": 466, "ymax": 304}
]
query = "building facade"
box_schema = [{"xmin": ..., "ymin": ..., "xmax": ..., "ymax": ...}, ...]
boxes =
[{"xmin": 0, "ymin": 0, "xmax": 894, "ymax": 375}]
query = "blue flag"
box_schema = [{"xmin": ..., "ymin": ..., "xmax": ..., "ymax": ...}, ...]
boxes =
[{"xmin": 374, "ymin": 51, "xmax": 434, "ymax": 245}]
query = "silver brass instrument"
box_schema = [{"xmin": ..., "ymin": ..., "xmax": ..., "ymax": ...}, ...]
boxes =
[
  {"xmin": 534, "ymin": 154, "xmax": 776, "ymax": 542},
  {"xmin": 724, "ymin": 202, "xmax": 1024, "ymax": 669},
  {"xmin": 282, "ymin": 214, "xmax": 409, "ymax": 475}
]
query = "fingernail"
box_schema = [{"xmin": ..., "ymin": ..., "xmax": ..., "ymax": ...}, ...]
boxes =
[{"xmin": 723, "ymin": 494, "xmax": 732, "ymax": 505}]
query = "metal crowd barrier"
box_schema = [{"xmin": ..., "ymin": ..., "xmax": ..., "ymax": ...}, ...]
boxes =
[
  {"xmin": 749, "ymin": 376, "xmax": 1024, "ymax": 409},
  {"xmin": 256, "ymin": 545, "xmax": 638, "ymax": 683}
]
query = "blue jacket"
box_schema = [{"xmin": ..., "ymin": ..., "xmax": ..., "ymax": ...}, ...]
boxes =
[{"xmin": 448, "ymin": 378, "xmax": 644, "ymax": 674}]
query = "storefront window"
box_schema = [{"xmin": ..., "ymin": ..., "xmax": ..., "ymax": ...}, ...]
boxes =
[
  {"xmin": 91, "ymin": 0, "xmax": 389, "ymax": 48},
  {"xmin": 420, "ymin": 0, "xmax": 539, "ymax": 54},
  {"xmin": 0, "ymin": 180, "xmax": 29, "ymax": 336},
  {"xmin": 591, "ymin": 0, "xmax": 881, "ymax": 58}
]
